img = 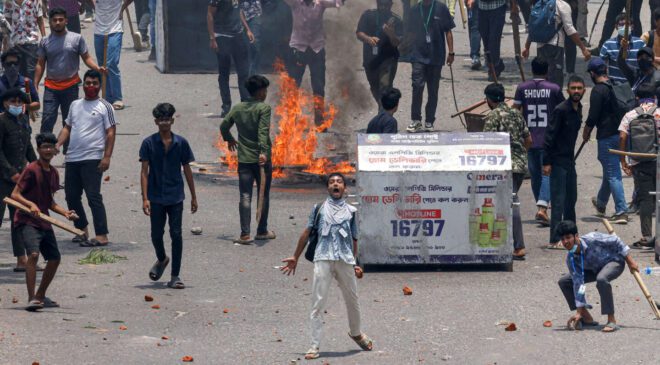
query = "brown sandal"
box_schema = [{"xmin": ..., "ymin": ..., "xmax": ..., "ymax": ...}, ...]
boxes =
[{"xmin": 349, "ymin": 333, "xmax": 373, "ymax": 351}]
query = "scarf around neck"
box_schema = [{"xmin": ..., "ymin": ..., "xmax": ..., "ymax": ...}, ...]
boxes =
[{"xmin": 320, "ymin": 196, "xmax": 356, "ymax": 236}]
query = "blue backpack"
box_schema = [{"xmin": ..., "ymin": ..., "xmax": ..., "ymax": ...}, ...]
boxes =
[{"xmin": 529, "ymin": 0, "xmax": 562, "ymax": 43}]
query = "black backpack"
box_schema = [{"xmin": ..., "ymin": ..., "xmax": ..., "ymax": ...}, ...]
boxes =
[
  {"xmin": 304, "ymin": 202, "xmax": 325, "ymax": 262},
  {"xmin": 607, "ymin": 82, "xmax": 636, "ymax": 121},
  {"xmin": 628, "ymin": 106, "xmax": 658, "ymax": 160}
]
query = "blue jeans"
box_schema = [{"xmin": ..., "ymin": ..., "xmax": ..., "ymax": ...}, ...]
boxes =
[
  {"xmin": 149, "ymin": 0, "xmax": 156, "ymax": 49},
  {"xmin": 247, "ymin": 16, "xmax": 261, "ymax": 76},
  {"xmin": 94, "ymin": 32, "xmax": 123, "ymax": 103},
  {"xmin": 468, "ymin": 5, "xmax": 481, "ymax": 59},
  {"xmin": 527, "ymin": 148, "xmax": 551, "ymax": 207},
  {"xmin": 40, "ymin": 85, "xmax": 79, "ymax": 134},
  {"xmin": 150, "ymin": 201, "xmax": 183, "ymax": 277},
  {"xmin": 596, "ymin": 135, "xmax": 627, "ymax": 215}
]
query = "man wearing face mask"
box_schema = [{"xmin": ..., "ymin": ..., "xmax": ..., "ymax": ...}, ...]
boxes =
[
  {"xmin": 618, "ymin": 45, "xmax": 660, "ymax": 95},
  {"xmin": 556, "ymin": 220, "xmax": 639, "ymax": 332},
  {"xmin": 583, "ymin": 57, "xmax": 628, "ymax": 225},
  {"xmin": 543, "ymin": 75, "xmax": 585, "ymax": 248},
  {"xmin": 0, "ymin": 88, "xmax": 37, "ymax": 272},
  {"xmin": 599, "ymin": 13, "xmax": 644, "ymax": 86},
  {"xmin": 0, "ymin": 49, "xmax": 40, "ymax": 113}
]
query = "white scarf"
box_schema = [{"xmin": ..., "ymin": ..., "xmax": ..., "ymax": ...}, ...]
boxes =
[{"xmin": 321, "ymin": 197, "xmax": 356, "ymax": 236}]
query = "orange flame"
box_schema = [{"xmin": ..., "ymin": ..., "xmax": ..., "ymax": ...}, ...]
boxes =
[{"xmin": 217, "ymin": 60, "xmax": 355, "ymax": 178}]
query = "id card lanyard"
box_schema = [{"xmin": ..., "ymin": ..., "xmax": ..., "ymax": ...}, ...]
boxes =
[
  {"xmin": 420, "ymin": 0, "xmax": 435, "ymax": 43},
  {"xmin": 569, "ymin": 246, "xmax": 586, "ymax": 296}
]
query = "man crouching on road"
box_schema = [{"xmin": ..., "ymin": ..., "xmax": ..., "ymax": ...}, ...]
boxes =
[
  {"xmin": 280, "ymin": 172, "xmax": 373, "ymax": 360},
  {"xmin": 556, "ymin": 220, "xmax": 640, "ymax": 332}
]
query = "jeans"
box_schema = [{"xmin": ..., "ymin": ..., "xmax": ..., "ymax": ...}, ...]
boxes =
[
  {"xmin": 595, "ymin": 135, "xmax": 627, "ymax": 215},
  {"xmin": 135, "ymin": 0, "xmax": 150, "ymax": 37},
  {"xmin": 468, "ymin": 6, "xmax": 481, "ymax": 59},
  {"xmin": 14, "ymin": 43, "xmax": 38, "ymax": 81},
  {"xmin": 478, "ymin": 5, "xmax": 506, "ymax": 70},
  {"xmin": 632, "ymin": 161, "xmax": 656, "ymax": 238},
  {"xmin": 538, "ymin": 44, "xmax": 565, "ymax": 88},
  {"xmin": 528, "ymin": 148, "xmax": 551, "ymax": 207},
  {"xmin": 411, "ymin": 62, "xmax": 442, "ymax": 124},
  {"xmin": 247, "ymin": 16, "xmax": 261, "ymax": 76},
  {"xmin": 550, "ymin": 163, "xmax": 577, "ymax": 243},
  {"xmin": 215, "ymin": 35, "xmax": 250, "ymax": 114},
  {"xmin": 364, "ymin": 57, "xmax": 398, "ymax": 110},
  {"xmin": 558, "ymin": 260, "xmax": 624, "ymax": 315},
  {"xmin": 150, "ymin": 201, "xmax": 183, "ymax": 277},
  {"xmin": 149, "ymin": 0, "xmax": 156, "ymax": 49},
  {"xmin": 94, "ymin": 32, "xmax": 123, "ymax": 103},
  {"xmin": 564, "ymin": 6, "xmax": 579, "ymax": 74},
  {"xmin": 67, "ymin": 15, "xmax": 81, "ymax": 34},
  {"xmin": 238, "ymin": 162, "xmax": 272, "ymax": 236},
  {"xmin": 311, "ymin": 260, "xmax": 361, "ymax": 348},
  {"xmin": 512, "ymin": 173, "xmax": 525, "ymax": 250},
  {"xmin": 288, "ymin": 47, "xmax": 326, "ymax": 124},
  {"xmin": 598, "ymin": 0, "xmax": 642, "ymax": 49},
  {"xmin": 65, "ymin": 159, "xmax": 109, "ymax": 236},
  {"xmin": 40, "ymin": 85, "xmax": 79, "ymax": 135}
]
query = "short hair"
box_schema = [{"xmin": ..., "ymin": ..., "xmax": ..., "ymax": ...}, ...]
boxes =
[
  {"xmin": 83, "ymin": 69, "xmax": 102, "ymax": 83},
  {"xmin": 1, "ymin": 48, "xmax": 20, "ymax": 64},
  {"xmin": 554, "ymin": 220, "xmax": 578, "ymax": 237},
  {"xmin": 616, "ymin": 13, "xmax": 627, "ymax": 24},
  {"xmin": 245, "ymin": 75, "xmax": 270, "ymax": 96},
  {"xmin": 484, "ymin": 83, "xmax": 505, "ymax": 103},
  {"xmin": 152, "ymin": 102, "xmax": 176, "ymax": 119},
  {"xmin": 531, "ymin": 57, "xmax": 549, "ymax": 76},
  {"xmin": 48, "ymin": 7, "xmax": 67, "ymax": 19},
  {"xmin": 326, "ymin": 172, "xmax": 346, "ymax": 186},
  {"xmin": 654, "ymin": 8, "xmax": 660, "ymax": 21},
  {"xmin": 636, "ymin": 83, "xmax": 656, "ymax": 99},
  {"xmin": 0, "ymin": 87, "xmax": 28, "ymax": 104},
  {"xmin": 381, "ymin": 88, "xmax": 401, "ymax": 110},
  {"xmin": 36, "ymin": 132, "xmax": 58, "ymax": 148},
  {"xmin": 567, "ymin": 75, "xmax": 585, "ymax": 87}
]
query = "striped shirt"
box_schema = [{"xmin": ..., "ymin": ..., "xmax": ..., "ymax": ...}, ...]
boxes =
[
  {"xmin": 600, "ymin": 36, "xmax": 644, "ymax": 85},
  {"xmin": 478, "ymin": 0, "xmax": 506, "ymax": 11}
]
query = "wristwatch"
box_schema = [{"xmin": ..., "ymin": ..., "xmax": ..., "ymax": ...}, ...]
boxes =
[{"xmin": 448, "ymin": 52, "xmax": 455, "ymax": 56}]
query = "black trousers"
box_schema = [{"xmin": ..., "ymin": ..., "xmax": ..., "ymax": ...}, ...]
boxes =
[
  {"xmin": 214, "ymin": 35, "xmax": 250, "ymax": 114},
  {"xmin": 550, "ymin": 163, "xmax": 577, "ymax": 243},
  {"xmin": 150, "ymin": 201, "xmax": 183, "ymax": 277},
  {"xmin": 512, "ymin": 173, "xmax": 525, "ymax": 250},
  {"xmin": 364, "ymin": 57, "xmax": 398, "ymax": 110},
  {"xmin": 238, "ymin": 162, "xmax": 272, "ymax": 236},
  {"xmin": 287, "ymin": 47, "xmax": 326, "ymax": 125},
  {"xmin": 65, "ymin": 159, "xmax": 109, "ymax": 235},
  {"xmin": 632, "ymin": 161, "xmax": 656, "ymax": 239},
  {"xmin": 411, "ymin": 62, "xmax": 442, "ymax": 124},
  {"xmin": 564, "ymin": 6, "xmax": 579, "ymax": 74}
]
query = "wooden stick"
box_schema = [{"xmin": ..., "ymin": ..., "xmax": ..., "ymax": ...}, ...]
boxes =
[
  {"xmin": 608, "ymin": 149, "xmax": 656, "ymax": 159},
  {"xmin": 24, "ymin": 79, "xmax": 36, "ymax": 122},
  {"xmin": 256, "ymin": 166, "xmax": 266, "ymax": 227},
  {"xmin": 3, "ymin": 197, "xmax": 84, "ymax": 236},
  {"xmin": 102, "ymin": 34, "xmax": 108, "ymax": 99},
  {"xmin": 601, "ymin": 218, "xmax": 660, "ymax": 319}
]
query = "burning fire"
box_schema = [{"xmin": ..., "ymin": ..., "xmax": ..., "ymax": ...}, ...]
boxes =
[{"xmin": 217, "ymin": 60, "xmax": 355, "ymax": 178}]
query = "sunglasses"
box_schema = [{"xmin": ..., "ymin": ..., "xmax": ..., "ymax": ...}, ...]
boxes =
[{"xmin": 4, "ymin": 61, "xmax": 18, "ymax": 67}]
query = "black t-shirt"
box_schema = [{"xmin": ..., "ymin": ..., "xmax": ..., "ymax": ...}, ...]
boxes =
[
  {"xmin": 209, "ymin": 0, "xmax": 244, "ymax": 36},
  {"xmin": 356, "ymin": 9, "xmax": 403, "ymax": 69},
  {"xmin": 366, "ymin": 111, "xmax": 398, "ymax": 133},
  {"xmin": 585, "ymin": 82, "xmax": 620, "ymax": 140},
  {"xmin": 407, "ymin": 0, "xmax": 455, "ymax": 66}
]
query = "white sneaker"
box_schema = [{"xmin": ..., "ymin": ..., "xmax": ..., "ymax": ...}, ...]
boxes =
[{"xmin": 406, "ymin": 120, "xmax": 423, "ymax": 133}]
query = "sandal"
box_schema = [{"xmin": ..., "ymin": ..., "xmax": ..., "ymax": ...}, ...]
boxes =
[
  {"xmin": 304, "ymin": 347, "xmax": 320, "ymax": 360},
  {"xmin": 167, "ymin": 277, "xmax": 185, "ymax": 289},
  {"xmin": 255, "ymin": 231, "xmax": 276, "ymax": 240},
  {"xmin": 575, "ymin": 320, "xmax": 599, "ymax": 330},
  {"xmin": 72, "ymin": 234, "xmax": 88, "ymax": 243},
  {"xmin": 89, "ymin": 239, "xmax": 111, "ymax": 247},
  {"xmin": 14, "ymin": 265, "xmax": 45, "ymax": 272},
  {"xmin": 79, "ymin": 240, "xmax": 95, "ymax": 247},
  {"xmin": 349, "ymin": 332, "xmax": 373, "ymax": 351},
  {"xmin": 602, "ymin": 322, "xmax": 620, "ymax": 332},
  {"xmin": 25, "ymin": 299, "xmax": 43, "ymax": 312},
  {"xmin": 233, "ymin": 236, "xmax": 254, "ymax": 245},
  {"xmin": 545, "ymin": 242, "xmax": 565, "ymax": 250},
  {"xmin": 42, "ymin": 297, "xmax": 60, "ymax": 308},
  {"xmin": 149, "ymin": 256, "xmax": 170, "ymax": 281}
]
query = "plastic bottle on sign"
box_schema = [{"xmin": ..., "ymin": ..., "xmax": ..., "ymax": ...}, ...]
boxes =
[
  {"xmin": 490, "ymin": 230, "xmax": 501, "ymax": 246},
  {"xmin": 481, "ymin": 198, "xmax": 495, "ymax": 236},
  {"xmin": 493, "ymin": 214, "xmax": 507, "ymax": 246},
  {"xmin": 469, "ymin": 208, "xmax": 481, "ymax": 244},
  {"xmin": 478, "ymin": 223, "xmax": 491, "ymax": 247}
]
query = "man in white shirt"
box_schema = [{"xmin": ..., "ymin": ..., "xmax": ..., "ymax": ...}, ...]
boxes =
[
  {"xmin": 522, "ymin": 0, "xmax": 590, "ymax": 87},
  {"xmin": 56, "ymin": 69, "xmax": 116, "ymax": 246},
  {"xmin": 92, "ymin": 0, "xmax": 124, "ymax": 110}
]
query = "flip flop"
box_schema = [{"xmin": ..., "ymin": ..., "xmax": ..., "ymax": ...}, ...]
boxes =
[
  {"xmin": 89, "ymin": 239, "xmax": 111, "ymax": 247},
  {"xmin": 13, "ymin": 266, "xmax": 26, "ymax": 272},
  {"xmin": 304, "ymin": 347, "xmax": 320, "ymax": 360},
  {"xmin": 42, "ymin": 297, "xmax": 60, "ymax": 308},
  {"xmin": 25, "ymin": 299, "xmax": 43, "ymax": 312},
  {"xmin": 71, "ymin": 234, "xmax": 88, "ymax": 243},
  {"xmin": 148, "ymin": 257, "xmax": 170, "ymax": 281},
  {"xmin": 349, "ymin": 332, "xmax": 374, "ymax": 351},
  {"xmin": 167, "ymin": 277, "xmax": 185, "ymax": 289},
  {"xmin": 602, "ymin": 322, "xmax": 620, "ymax": 332},
  {"xmin": 79, "ymin": 240, "xmax": 95, "ymax": 247},
  {"xmin": 545, "ymin": 242, "xmax": 565, "ymax": 250}
]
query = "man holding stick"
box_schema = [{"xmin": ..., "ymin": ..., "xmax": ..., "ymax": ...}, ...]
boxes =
[
  {"xmin": 556, "ymin": 220, "xmax": 640, "ymax": 332},
  {"xmin": 11, "ymin": 132, "xmax": 78, "ymax": 312},
  {"xmin": 220, "ymin": 75, "xmax": 274, "ymax": 244}
]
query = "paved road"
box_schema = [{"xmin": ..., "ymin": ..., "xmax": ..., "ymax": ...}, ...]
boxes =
[{"xmin": 1, "ymin": 2, "xmax": 660, "ymax": 364}]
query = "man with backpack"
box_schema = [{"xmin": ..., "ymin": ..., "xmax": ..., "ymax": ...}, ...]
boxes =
[
  {"xmin": 618, "ymin": 84, "xmax": 660, "ymax": 250},
  {"xmin": 583, "ymin": 58, "xmax": 628, "ymax": 225},
  {"xmin": 280, "ymin": 172, "xmax": 373, "ymax": 360},
  {"xmin": 522, "ymin": 0, "xmax": 590, "ymax": 87}
]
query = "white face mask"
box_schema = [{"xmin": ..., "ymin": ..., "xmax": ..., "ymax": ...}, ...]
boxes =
[{"xmin": 618, "ymin": 26, "xmax": 626, "ymax": 37}]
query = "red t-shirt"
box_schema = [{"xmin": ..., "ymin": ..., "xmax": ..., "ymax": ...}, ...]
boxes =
[{"xmin": 13, "ymin": 161, "xmax": 60, "ymax": 231}]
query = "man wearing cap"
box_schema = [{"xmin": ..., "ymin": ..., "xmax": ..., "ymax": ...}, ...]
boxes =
[
  {"xmin": 617, "ymin": 44, "xmax": 660, "ymax": 94},
  {"xmin": 555, "ymin": 220, "xmax": 640, "ymax": 333},
  {"xmin": 543, "ymin": 75, "xmax": 586, "ymax": 248},
  {"xmin": 483, "ymin": 83, "xmax": 531, "ymax": 260},
  {"xmin": 583, "ymin": 57, "xmax": 628, "ymax": 225}
]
